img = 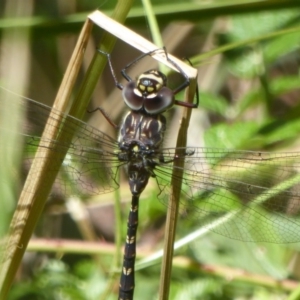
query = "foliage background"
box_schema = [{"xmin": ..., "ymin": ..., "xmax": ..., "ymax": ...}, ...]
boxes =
[{"xmin": 1, "ymin": 0, "xmax": 300, "ymax": 299}]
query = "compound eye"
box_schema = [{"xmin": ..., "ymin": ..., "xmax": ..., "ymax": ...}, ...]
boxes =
[
  {"xmin": 144, "ymin": 87, "xmax": 174, "ymax": 114},
  {"xmin": 122, "ymin": 81, "xmax": 143, "ymax": 111}
]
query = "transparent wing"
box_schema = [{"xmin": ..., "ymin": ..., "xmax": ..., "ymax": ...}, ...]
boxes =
[
  {"xmin": 154, "ymin": 147, "xmax": 300, "ymax": 243},
  {"xmin": 0, "ymin": 88, "xmax": 121, "ymax": 200},
  {"xmin": 3, "ymin": 88, "xmax": 300, "ymax": 243}
]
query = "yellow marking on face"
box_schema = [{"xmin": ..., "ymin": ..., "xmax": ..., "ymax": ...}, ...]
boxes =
[
  {"xmin": 147, "ymin": 86, "xmax": 154, "ymax": 93},
  {"xmin": 139, "ymin": 84, "xmax": 146, "ymax": 91}
]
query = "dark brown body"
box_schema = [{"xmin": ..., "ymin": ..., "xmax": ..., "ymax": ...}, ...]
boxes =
[{"xmin": 117, "ymin": 111, "xmax": 166, "ymax": 300}]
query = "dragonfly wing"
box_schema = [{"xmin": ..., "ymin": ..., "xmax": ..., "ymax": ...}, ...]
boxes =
[
  {"xmin": 0, "ymin": 89, "xmax": 121, "ymax": 201},
  {"xmin": 155, "ymin": 147, "xmax": 300, "ymax": 243}
]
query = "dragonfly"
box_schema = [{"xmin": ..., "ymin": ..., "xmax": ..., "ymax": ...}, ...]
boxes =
[{"xmin": 1, "ymin": 48, "xmax": 300, "ymax": 300}]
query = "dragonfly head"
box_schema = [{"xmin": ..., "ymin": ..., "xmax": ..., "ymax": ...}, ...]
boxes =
[{"xmin": 122, "ymin": 70, "xmax": 174, "ymax": 114}]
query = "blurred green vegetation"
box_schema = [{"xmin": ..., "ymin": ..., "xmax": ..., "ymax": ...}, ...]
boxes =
[{"xmin": 1, "ymin": 0, "xmax": 300, "ymax": 299}]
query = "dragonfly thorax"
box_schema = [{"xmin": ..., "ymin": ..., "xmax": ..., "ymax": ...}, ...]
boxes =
[
  {"xmin": 118, "ymin": 111, "xmax": 166, "ymax": 149},
  {"xmin": 118, "ymin": 111, "xmax": 166, "ymax": 196}
]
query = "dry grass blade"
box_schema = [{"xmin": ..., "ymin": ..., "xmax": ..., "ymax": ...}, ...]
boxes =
[
  {"xmin": 159, "ymin": 77, "xmax": 198, "ymax": 300},
  {"xmin": 0, "ymin": 18, "xmax": 92, "ymax": 299},
  {"xmin": 89, "ymin": 10, "xmax": 197, "ymax": 79}
]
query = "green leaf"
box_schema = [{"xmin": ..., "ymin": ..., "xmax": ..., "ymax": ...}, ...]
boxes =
[
  {"xmin": 204, "ymin": 122, "xmax": 259, "ymax": 149},
  {"xmin": 200, "ymin": 92, "xmax": 229, "ymax": 116}
]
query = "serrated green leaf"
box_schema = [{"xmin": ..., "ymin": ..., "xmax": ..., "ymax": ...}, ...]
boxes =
[
  {"xmin": 204, "ymin": 122, "xmax": 259, "ymax": 149},
  {"xmin": 270, "ymin": 75, "xmax": 300, "ymax": 95},
  {"xmin": 259, "ymin": 118, "xmax": 300, "ymax": 145},
  {"xmin": 229, "ymin": 10, "xmax": 299, "ymax": 41},
  {"xmin": 264, "ymin": 31, "xmax": 300, "ymax": 63},
  {"xmin": 200, "ymin": 92, "xmax": 229, "ymax": 116}
]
